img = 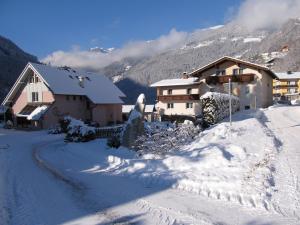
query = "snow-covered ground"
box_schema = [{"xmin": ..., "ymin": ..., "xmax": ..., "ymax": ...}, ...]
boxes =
[{"xmin": 0, "ymin": 106, "xmax": 300, "ymax": 224}]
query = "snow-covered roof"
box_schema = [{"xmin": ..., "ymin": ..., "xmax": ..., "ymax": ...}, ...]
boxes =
[
  {"xmin": 2, "ymin": 63, "xmax": 126, "ymax": 105},
  {"xmin": 122, "ymin": 104, "xmax": 155, "ymax": 114},
  {"xmin": 145, "ymin": 105, "xmax": 155, "ymax": 113},
  {"xmin": 275, "ymin": 72, "xmax": 300, "ymax": 79},
  {"xmin": 150, "ymin": 77, "xmax": 200, "ymax": 87},
  {"xmin": 27, "ymin": 105, "xmax": 49, "ymax": 120},
  {"xmin": 122, "ymin": 105, "xmax": 135, "ymax": 113}
]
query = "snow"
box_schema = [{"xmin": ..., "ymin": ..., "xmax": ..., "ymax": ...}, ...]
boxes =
[
  {"xmin": 122, "ymin": 105, "xmax": 135, "ymax": 114},
  {"xmin": 150, "ymin": 77, "xmax": 199, "ymax": 87},
  {"xmin": 27, "ymin": 105, "xmax": 48, "ymax": 120},
  {"xmin": 243, "ymin": 37, "xmax": 262, "ymax": 43},
  {"xmin": 144, "ymin": 105, "xmax": 155, "ymax": 113},
  {"xmin": 111, "ymin": 74, "xmax": 123, "ymax": 83},
  {"xmin": 194, "ymin": 40, "xmax": 214, "ymax": 49},
  {"xmin": 291, "ymin": 99, "xmax": 300, "ymax": 105},
  {"xmin": 1, "ymin": 106, "xmax": 300, "ymax": 224},
  {"xmin": 275, "ymin": 71, "xmax": 300, "ymax": 79}
]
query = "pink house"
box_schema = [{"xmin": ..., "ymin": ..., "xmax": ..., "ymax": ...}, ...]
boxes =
[{"xmin": 1, "ymin": 63, "xmax": 126, "ymax": 129}]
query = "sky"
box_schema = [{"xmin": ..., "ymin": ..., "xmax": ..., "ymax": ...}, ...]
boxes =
[
  {"xmin": 0, "ymin": 0, "xmax": 243, "ymax": 58},
  {"xmin": 1, "ymin": 0, "xmax": 300, "ymax": 69}
]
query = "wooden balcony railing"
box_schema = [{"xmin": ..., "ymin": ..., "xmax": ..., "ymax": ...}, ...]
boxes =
[
  {"xmin": 273, "ymin": 84, "xmax": 298, "ymax": 88},
  {"xmin": 206, "ymin": 73, "xmax": 255, "ymax": 84},
  {"xmin": 157, "ymin": 94, "xmax": 200, "ymax": 101}
]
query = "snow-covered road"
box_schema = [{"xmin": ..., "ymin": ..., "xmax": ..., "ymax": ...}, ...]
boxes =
[
  {"xmin": 0, "ymin": 106, "xmax": 300, "ymax": 225},
  {"xmin": 263, "ymin": 106, "xmax": 300, "ymax": 219}
]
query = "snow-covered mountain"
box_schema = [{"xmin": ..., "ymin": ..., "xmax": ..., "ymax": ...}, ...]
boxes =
[
  {"xmin": 106, "ymin": 19, "xmax": 300, "ymax": 103},
  {"xmin": 0, "ymin": 35, "xmax": 38, "ymax": 102}
]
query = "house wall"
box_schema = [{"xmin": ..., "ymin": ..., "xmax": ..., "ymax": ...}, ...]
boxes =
[
  {"xmin": 156, "ymin": 100, "xmax": 201, "ymax": 117},
  {"xmin": 42, "ymin": 94, "xmax": 91, "ymax": 129},
  {"xmin": 92, "ymin": 104, "xmax": 122, "ymax": 126},
  {"xmin": 12, "ymin": 89, "xmax": 28, "ymax": 115},
  {"xmin": 155, "ymin": 84, "xmax": 201, "ymax": 117},
  {"xmin": 197, "ymin": 60, "xmax": 273, "ymax": 109}
]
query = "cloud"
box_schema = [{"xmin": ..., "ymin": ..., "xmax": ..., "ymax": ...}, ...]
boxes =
[
  {"xmin": 42, "ymin": 29, "xmax": 187, "ymax": 71},
  {"xmin": 235, "ymin": 0, "xmax": 300, "ymax": 31}
]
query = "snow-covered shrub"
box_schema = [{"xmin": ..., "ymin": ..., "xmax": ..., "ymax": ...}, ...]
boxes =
[
  {"xmin": 59, "ymin": 117, "xmax": 71, "ymax": 133},
  {"xmin": 200, "ymin": 92, "xmax": 239, "ymax": 125},
  {"xmin": 133, "ymin": 122, "xmax": 201, "ymax": 155},
  {"xmin": 48, "ymin": 125, "xmax": 62, "ymax": 134},
  {"xmin": 64, "ymin": 116, "xmax": 96, "ymax": 142}
]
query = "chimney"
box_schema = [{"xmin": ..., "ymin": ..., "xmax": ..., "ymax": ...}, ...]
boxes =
[
  {"xmin": 78, "ymin": 76, "xmax": 85, "ymax": 88},
  {"xmin": 182, "ymin": 72, "xmax": 189, "ymax": 79}
]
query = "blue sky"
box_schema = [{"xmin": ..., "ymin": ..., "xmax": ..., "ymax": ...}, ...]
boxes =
[{"xmin": 0, "ymin": 0, "xmax": 243, "ymax": 58}]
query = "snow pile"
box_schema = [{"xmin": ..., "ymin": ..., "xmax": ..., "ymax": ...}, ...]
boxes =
[
  {"xmin": 291, "ymin": 99, "xmax": 300, "ymax": 105},
  {"xmin": 200, "ymin": 92, "xmax": 239, "ymax": 125},
  {"xmin": 27, "ymin": 105, "xmax": 48, "ymax": 120}
]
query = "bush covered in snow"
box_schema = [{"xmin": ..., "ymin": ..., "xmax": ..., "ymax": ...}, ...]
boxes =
[
  {"xmin": 133, "ymin": 122, "xmax": 201, "ymax": 155},
  {"xmin": 107, "ymin": 134, "xmax": 121, "ymax": 148},
  {"xmin": 63, "ymin": 116, "xmax": 96, "ymax": 142},
  {"xmin": 200, "ymin": 92, "xmax": 239, "ymax": 125}
]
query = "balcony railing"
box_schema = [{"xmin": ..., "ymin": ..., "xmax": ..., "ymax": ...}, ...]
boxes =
[
  {"xmin": 273, "ymin": 84, "xmax": 298, "ymax": 88},
  {"xmin": 157, "ymin": 94, "xmax": 199, "ymax": 101},
  {"xmin": 206, "ymin": 73, "xmax": 255, "ymax": 85}
]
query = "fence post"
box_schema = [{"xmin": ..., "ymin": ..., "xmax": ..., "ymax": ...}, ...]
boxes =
[{"xmin": 229, "ymin": 78, "xmax": 232, "ymax": 127}]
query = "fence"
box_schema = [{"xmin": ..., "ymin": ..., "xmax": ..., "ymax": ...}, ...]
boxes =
[{"xmin": 94, "ymin": 125, "xmax": 124, "ymax": 138}]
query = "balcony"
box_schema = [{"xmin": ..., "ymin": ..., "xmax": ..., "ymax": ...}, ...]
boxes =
[
  {"xmin": 206, "ymin": 73, "xmax": 255, "ymax": 85},
  {"xmin": 157, "ymin": 94, "xmax": 200, "ymax": 101},
  {"xmin": 273, "ymin": 84, "xmax": 298, "ymax": 88}
]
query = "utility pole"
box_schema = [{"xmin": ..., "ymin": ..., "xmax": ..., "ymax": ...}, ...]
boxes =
[{"xmin": 229, "ymin": 78, "xmax": 232, "ymax": 127}]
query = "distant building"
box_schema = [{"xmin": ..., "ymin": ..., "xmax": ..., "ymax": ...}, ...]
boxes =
[
  {"xmin": 122, "ymin": 104, "xmax": 156, "ymax": 122},
  {"xmin": 150, "ymin": 76, "xmax": 202, "ymax": 120},
  {"xmin": 273, "ymin": 71, "xmax": 300, "ymax": 100},
  {"xmin": 1, "ymin": 63, "xmax": 125, "ymax": 129},
  {"xmin": 151, "ymin": 56, "xmax": 277, "ymax": 120}
]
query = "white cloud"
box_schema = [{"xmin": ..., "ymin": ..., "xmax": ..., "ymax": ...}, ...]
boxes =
[
  {"xmin": 235, "ymin": 0, "xmax": 300, "ymax": 31},
  {"xmin": 42, "ymin": 29, "xmax": 187, "ymax": 71}
]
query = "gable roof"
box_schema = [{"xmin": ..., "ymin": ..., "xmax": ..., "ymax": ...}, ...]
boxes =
[
  {"xmin": 150, "ymin": 77, "xmax": 200, "ymax": 87},
  {"xmin": 189, "ymin": 56, "xmax": 277, "ymax": 79},
  {"xmin": 275, "ymin": 72, "xmax": 300, "ymax": 79},
  {"xmin": 2, "ymin": 63, "xmax": 126, "ymax": 105}
]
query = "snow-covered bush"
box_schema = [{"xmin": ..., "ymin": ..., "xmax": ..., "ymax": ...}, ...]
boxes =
[
  {"xmin": 64, "ymin": 116, "xmax": 96, "ymax": 142},
  {"xmin": 133, "ymin": 122, "xmax": 201, "ymax": 155},
  {"xmin": 48, "ymin": 125, "xmax": 62, "ymax": 134},
  {"xmin": 200, "ymin": 92, "xmax": 239, "ymax": 125}
]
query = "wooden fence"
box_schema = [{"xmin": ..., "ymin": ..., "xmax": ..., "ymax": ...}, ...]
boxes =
[{"xmin": 94, "ymin": 125, "xmax": 124, "ymax": 138}]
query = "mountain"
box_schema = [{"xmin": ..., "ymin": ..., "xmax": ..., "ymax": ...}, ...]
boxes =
[
  {"xmin": 98, "ymin": 19, "xmax": 300, "ymax": 104},
  {"xmin": 0, "ymin": 35, "xmax": 38, "ymax": 102}
]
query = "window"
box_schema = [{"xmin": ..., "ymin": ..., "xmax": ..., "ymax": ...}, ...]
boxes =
[
  {"xmin": 187, "ymin": 88, "xmax": 192, "ymax": 94},
  {"xmin": 73, "ymin": 95, "xmax": 76, "ymax": 101},
  {"xmin": 233, "ymin": 68, "xmax": 239, "ymax": 75},
  {"xmin": 29, "ymin": 76, "xmax": 35, "ymax": 83},
  {"xmin": 167, "ymin": 89, "xmax": 172, "ymax": 95},
  {"xmin": 167, "ymin": 103, "xmax": 174, "ymax": 109},
  {"xmin": 34, "ymin": 76, "xmax": 40, "ymax": 83},
  {"xmin": 186, "ymin": 102, "xmax": 193, "ymax": 109},
  {"xmin": 216, "ymin": 70, "xmax": 226, "ymax": 76},
  {"xmin": 245, "ymin": 105, "xmax": 250, "ymax": 110},
  {"xmin": 32, "ymin": 92, "xmax": 39, "ymax": 102},
  {"xmin": 66, "ymin": 95, "xmax": 70, "ymax": 101},
  {"xmin": 233, "ymin": 68, "xmax": 243, "ymax": 75},
  {"xmin": 79, "ymin": 96, "xmax": 83, "ymax": 101}
]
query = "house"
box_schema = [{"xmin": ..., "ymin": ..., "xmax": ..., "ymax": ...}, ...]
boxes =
[
  {"xmin": 1, "ymin": 63, "xmax": 126, "ymax": 129},
  {"xmin": 190, "ymin": 56, "xmax": 277, "ymax": 110},
  {"xmin": 122, "ymin": 104, "xmax": 156, "ymax": 122},
  {"xmin": 150, "ymin": 75, "xmax": 201, "ymax": 120},
  {"xmin": 150, "ymin": 56, "xmax": 277, "ymax": 120},
  {"xmin": 273, "ymin": 71, "xmax": 300, "ymax": 101}
]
